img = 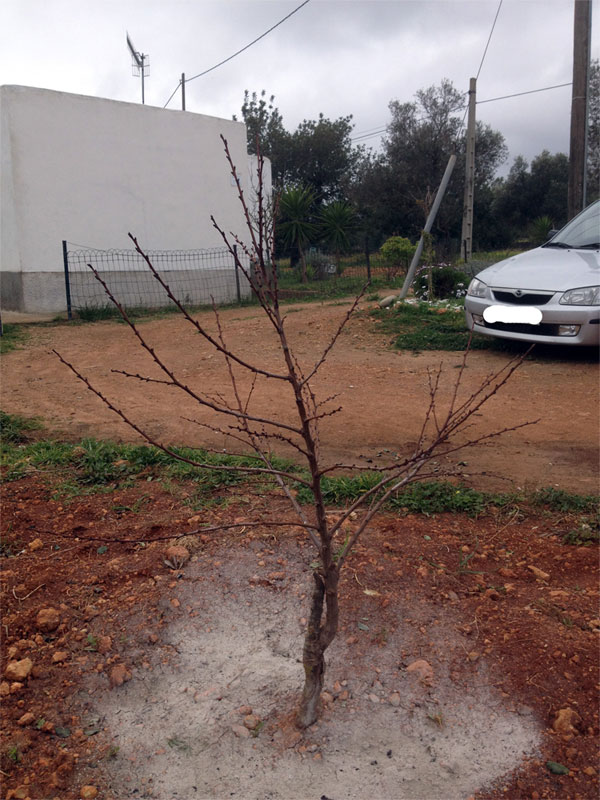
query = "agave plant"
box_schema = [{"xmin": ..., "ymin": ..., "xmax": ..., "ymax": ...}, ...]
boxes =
[{"xmin": 529, "ymin": 215, "xmax": 554, "ymax": 245}]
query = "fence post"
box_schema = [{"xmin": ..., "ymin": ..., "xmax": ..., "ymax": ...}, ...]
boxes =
[
  {"xmin": 233, "ymin": 245, "xmax": 242, "ymax": 304},
  {"xmin": 62, "ymin": 240, "xmax": 73, "ymax": 320},
  {"xmin": 365, "ymin": 235, "xmax": 371, "ymax": 282}
]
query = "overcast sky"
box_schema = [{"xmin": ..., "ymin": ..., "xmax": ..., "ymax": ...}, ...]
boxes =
[{"xmin": 1, "ymin": 0, "xmax": 597, "ymax": 176}]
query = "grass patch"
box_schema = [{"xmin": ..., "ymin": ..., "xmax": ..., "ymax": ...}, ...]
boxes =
[
  {"xmin": 370, "ymin": 302, "xmax": 516, "ymax": 352},
  {"xmin": 296, "ymin": 474, "xmax": 511, "ymax": 517},
  {"xmin": 0, "ymin": 324, "xmax": 28, "ymax": 354},
  {"xmin": 2, "ymin": 413, "xmax": 595, "ymax": 521},
  {"xmin": 0, "ymin": 410, "xmax": 43, "ymax": 444}
]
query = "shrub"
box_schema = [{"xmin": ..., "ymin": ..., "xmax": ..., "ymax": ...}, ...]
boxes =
[
  {"xmin": 380, "ymin": 237, "xmax": 416, "ymax": 278},
  {"xmin": 414, "ymin": 265, "xmax": 470, "ymax": 300}
]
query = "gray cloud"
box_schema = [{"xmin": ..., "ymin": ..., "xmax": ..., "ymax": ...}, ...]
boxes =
[{"xmin": 1, "ymin": 0, "xmax": 596, "ymax": 174}]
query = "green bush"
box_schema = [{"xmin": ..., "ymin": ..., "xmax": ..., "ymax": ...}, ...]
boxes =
[
  {"xmin": 414, "ymin": 265, "xmax": 470, "ymax": 300},
  {"xmin": 380, "ymin": 237, "xmax": 416, "ymax": 273}
]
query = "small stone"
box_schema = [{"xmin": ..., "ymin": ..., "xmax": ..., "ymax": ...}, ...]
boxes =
[
  {"xmin": 12, "ymin": 787, "xmax": 30, "ymax": 800},
  {"xmin": 10, "ymin": 682, "xmax": 24, "ymax": 693},
  {"xmin": 170, "ymin": 598, "xmax": 181, "ymax": 608},
  {"xmin": 346, "ymin": 635, "xmax": 358, "ymax": 645},
  {"xmin": 552, "ymin": 707, "xmax": 581, "ymax": 736},
  {"xmin": 231, "ymin": 724, "xmax": 250, "ymax": 738},
  {"xmin": 97, "ymin": 636, "xmax": 112, "ymax": 654},
  {"xmin": 36, "ymin": 608, "xmax": 60, "ymax": 633},
  {"xmin": 388, "ymin": 692, "xmax": 401, "ymax": 707},
  {"xmin": 321, "ymin": 691, "xmax": 334, "ymax": 705},
  {"xmin": 28, "ymin": 538, "xmax": 44, "ymax": 551},
  {"xmin": 267, "ymin": 571, "xmax": 285, "ymax": 581},
  {"xmin": 52, "ymin": 651, "xmax": 68, "ymax": 663},
  {"xmin": 498, "ymin": 567, "xmax": 516, "ymax": 578},
  {"xmin": 528, "ymin": 565, "xmax": 550, "ymax": 581},
  {"xmin": 0, "ymin": 681, "xmax": 10, "ymax": 696},
  {"xmin": 237, "ymin": 705, "xmax": 253, "ymax": 716},
  {"xmin": 406, "ymin": 659, "xmax": 434, "ymax": 686},
  {"xmin": 109, "ymin": 663, "xmax": 132, "ymax": 688},
  {"xmin": 17, "ymin": 712, "xmax": 35, "ymax": 726},
  {"xmin": 368, "ymin": 693, "xmax": 381, "ymax": 703},
  {"xmin": 5, "ymin": 658, "xmax": 33, "ymax": 681},
  {"xmin": 80, "ymin": 787, "xmax": 99, "ymax": 799},
  {"xmin": 583, "ymin": 766, "xmax": 597, "ymax": 776},
  {"xmin": 243, "ymin": 714, "xmax": 261, "ymax": 730}
]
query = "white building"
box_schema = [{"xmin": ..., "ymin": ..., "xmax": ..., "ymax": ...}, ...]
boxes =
[{"xmin": 0, "ymin": 85, "xmax": 270, "ymax": 313}]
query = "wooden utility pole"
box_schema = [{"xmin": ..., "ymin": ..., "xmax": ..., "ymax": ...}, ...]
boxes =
[
  {"xmin": 461, "ymin": 77, "xmax": 477, "ymax": 261},
  {"xmin": 568, "ymin": 0, "xmax": 592, "ymax": 219}
]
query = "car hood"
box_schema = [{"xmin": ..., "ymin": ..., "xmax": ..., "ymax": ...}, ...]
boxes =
[{"xmin": 475, "ymin": 246, "xmax": 600, "ymax": 292}]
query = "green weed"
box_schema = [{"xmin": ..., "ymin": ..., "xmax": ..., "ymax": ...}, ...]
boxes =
[
  {"xmin": 0, "ymin": 324, "xmax": 28, "ymax": 354},
  {"xmin": 0, "ymin": 410, "xmax": 42, "ymax": 443},
  {"xmin": 562, "ymin": 517, "xmax": 599, "ymax": 546},
  {"xmin": 533, "ymin": 487, "xmax": 598, "ymax": 513},
  {"xmin": 370, "ymin": 302, "xmax": 513, "ymax": 352}
]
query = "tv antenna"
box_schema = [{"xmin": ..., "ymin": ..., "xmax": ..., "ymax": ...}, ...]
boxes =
[{"xmin": 126, "ymin": 32, "xmax": 149, "ymax": 104}]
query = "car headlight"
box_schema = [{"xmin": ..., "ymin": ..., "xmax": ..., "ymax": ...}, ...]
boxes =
[
  {"xmin": 559, "ymin": 286, "xmax": 600, "ymax": 306},
  {"xmin": 467, "ymin": 278, "xmax": 490, "ymax": 298}
]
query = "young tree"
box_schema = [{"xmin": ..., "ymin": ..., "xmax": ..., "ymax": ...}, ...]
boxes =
[{"xmin": 55, "ymin": 138, "xmax": 534, "ymax": 730}]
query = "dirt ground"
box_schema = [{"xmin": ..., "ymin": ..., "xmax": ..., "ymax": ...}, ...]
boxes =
[
  {"xmin": 1, "ymin": 301, "xmax": 599, "ymax": 800},
  {"xmin": 0, "ymin": 477, "xmax": 598, "ymax": 799},
  {"xmin": 1, "ymin": 300, "xmax": 598, "ymax": 493}
]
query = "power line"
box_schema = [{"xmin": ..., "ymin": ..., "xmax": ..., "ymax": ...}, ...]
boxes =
[
  {"xmin": 476, "ymin": 0, "xmax": 503, "ymax": 80},
  {"xmin": 163, "ymin": 0, "xmax": 311, "ymax": 109},
  {"xmin": 477, "ymin": 81, "xmax": 572, "ymax": 104}
]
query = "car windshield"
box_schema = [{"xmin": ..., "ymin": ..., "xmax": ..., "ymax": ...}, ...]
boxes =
[{"xmin": 544, "ymin": 200, "xmax": 600, "ymax": 249}]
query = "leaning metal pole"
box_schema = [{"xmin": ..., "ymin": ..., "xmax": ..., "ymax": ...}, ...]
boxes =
[{"xmin": 398, "ymin": 154, "xmax": 457, "ymax": 300}]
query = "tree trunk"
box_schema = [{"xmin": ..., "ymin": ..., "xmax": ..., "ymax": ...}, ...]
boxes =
[{"xmin": 296, "ymin": 566, "xmax": 339, "ymax": 728}]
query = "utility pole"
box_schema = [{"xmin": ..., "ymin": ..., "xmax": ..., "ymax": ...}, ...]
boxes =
[
  {"xmin": 181, "ymin": 73, "xmax": 186, "ymax": 111},
  {"xmin": 461, "ymin": 77, "xmax": 477, "ymax": 262},
  {"xmin": 568, "ymin": 0, "xmax": 592, "ymax": 219}
]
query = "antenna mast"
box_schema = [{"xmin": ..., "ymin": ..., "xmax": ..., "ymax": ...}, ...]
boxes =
[{"xmin": 126, "ymin": 32, "xmax": 149, "ymax": 104}]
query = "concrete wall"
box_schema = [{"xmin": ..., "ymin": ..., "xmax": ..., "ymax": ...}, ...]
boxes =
[{"xmin": 0, "ymin": 85, "xmax": 269, "ymax": 312}]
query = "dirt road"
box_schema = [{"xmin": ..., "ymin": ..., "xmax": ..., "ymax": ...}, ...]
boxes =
[{"xmin": 2, "ymin": 300, "xmax": 598, "ymax": 493}]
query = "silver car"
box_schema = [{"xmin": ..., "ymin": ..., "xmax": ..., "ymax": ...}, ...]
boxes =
[{"xmin": 465, "ymin": 200, "xmax": 600, "ymax": 346}]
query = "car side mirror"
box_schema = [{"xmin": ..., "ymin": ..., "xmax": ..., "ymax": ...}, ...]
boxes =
[{"xmin": 547, "ymin": 229, "xmax": 558, "ymax": 240}]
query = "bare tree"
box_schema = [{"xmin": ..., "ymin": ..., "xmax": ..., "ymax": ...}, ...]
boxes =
[{"xmin": 55, "ymin": 137, "xmax": 534, "ymax": 729}]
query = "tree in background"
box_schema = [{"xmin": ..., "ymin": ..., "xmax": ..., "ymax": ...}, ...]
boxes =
[
  {"xmin": 354, "ymin": 80, "xmax": 507, "ymax": 255},
  {"xmin": 286, "ymin": 114, "xmax": 361, "ymax": 204},
  {"xmin": 587, "ymin": 59, "xmax": 599, "ymax": 204},
  {"xmin": 492, "ymin": 151, "xmax": 569, "ymax": 244},
  {"xmin": 235, "ymin": 90, "xmax": 290, "ymax": 186}
]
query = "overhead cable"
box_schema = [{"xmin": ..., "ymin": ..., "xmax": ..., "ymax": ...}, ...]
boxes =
[
  {"xmin": 476, "ymin": 0, "xmax": 503, "ymax": 80},
  {"xmin": 163, "ymin": 0, "xmax": 311, "ymax": 108},
  {"xmin": 477, "ymin": 82, "xmax": 572, "ymax": 104}
]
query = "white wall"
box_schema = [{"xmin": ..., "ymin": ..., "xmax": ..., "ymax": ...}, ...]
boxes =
[{"xmin": 1, "ymin": 85, "xmax": 268, "ymax": 312}]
